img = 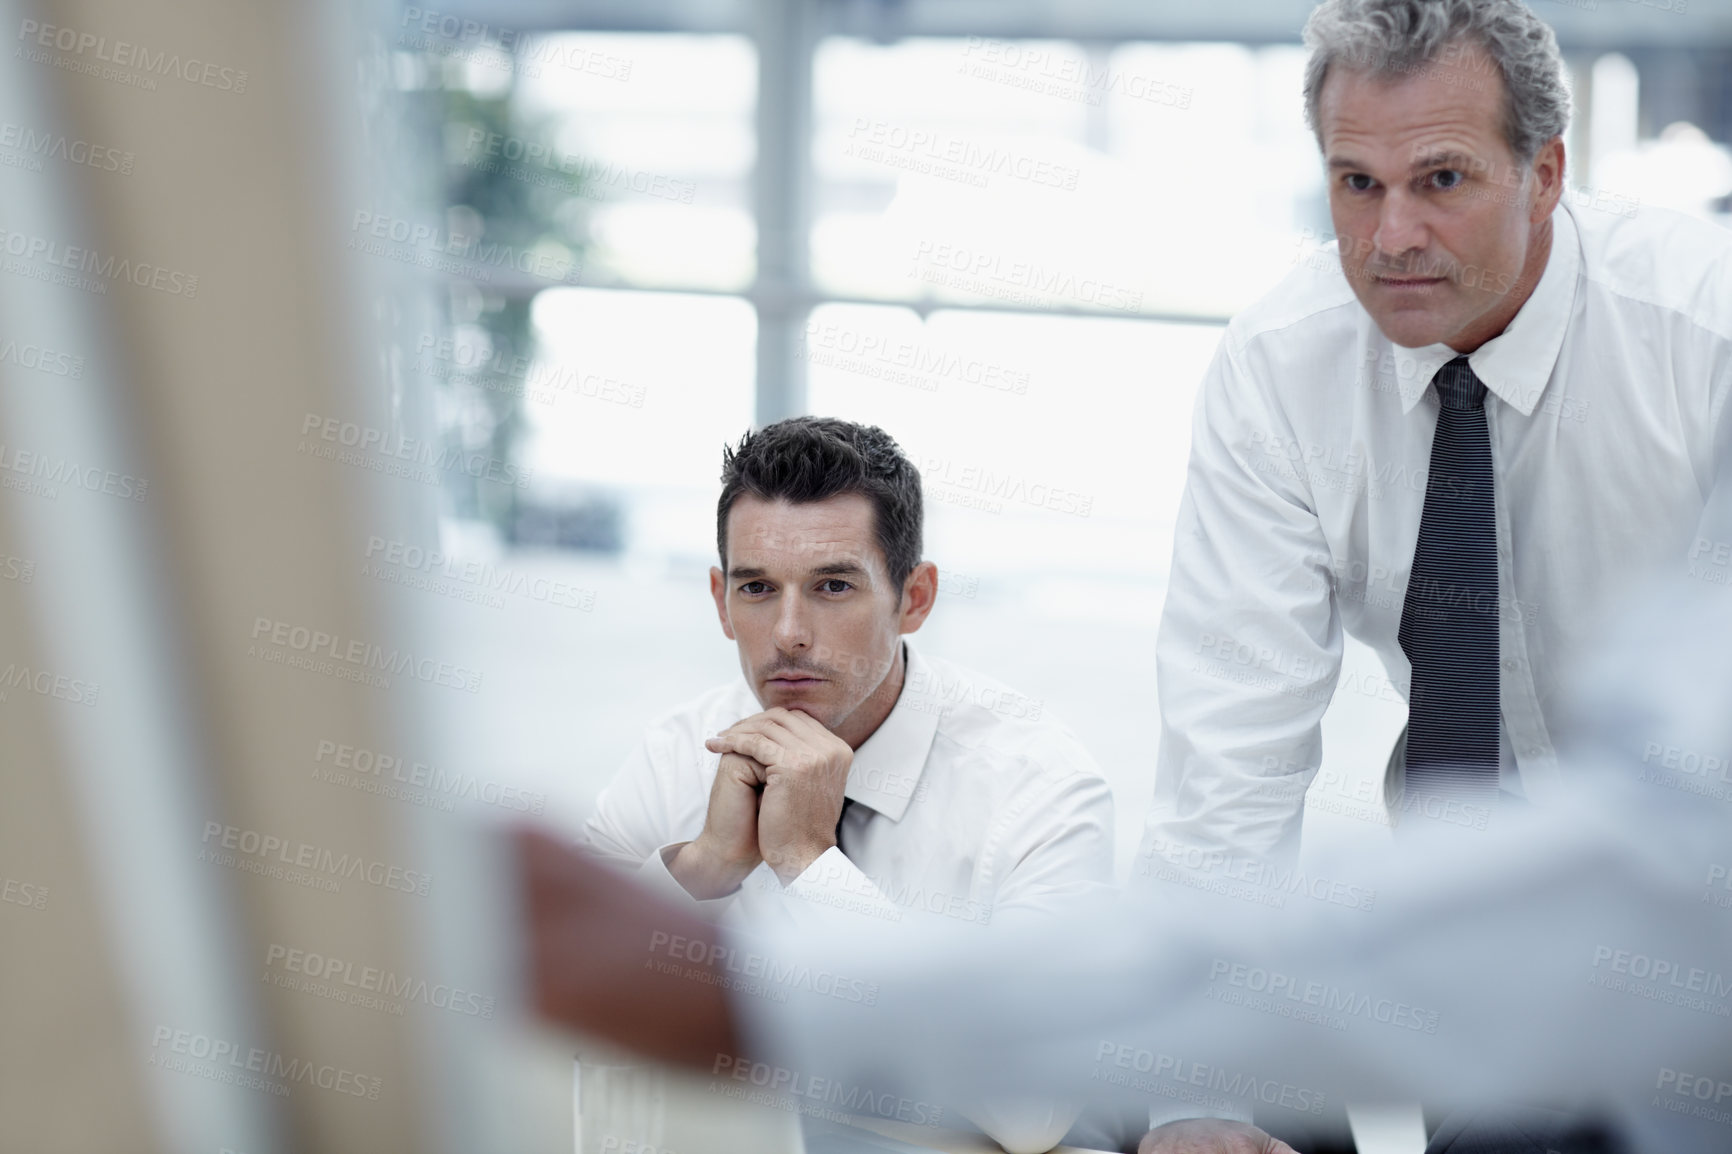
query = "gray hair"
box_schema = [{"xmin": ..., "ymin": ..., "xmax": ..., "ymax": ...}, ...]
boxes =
[{"xmin": 1302, "ymin": 0, "xmax": 1572, "ymax": 163}]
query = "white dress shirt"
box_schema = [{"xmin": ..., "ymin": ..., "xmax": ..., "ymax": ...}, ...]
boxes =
[
  {"xmin": 584, "ymin": 640, "xmax": 1114, "ymax": 927},
  {"xmin": 582, "ymin": 640, "xmax": 1115, "ymax": 1153},
  {"xmin": 1142, "ymin": 200, "xmax": 1732, "ymax": 870}
]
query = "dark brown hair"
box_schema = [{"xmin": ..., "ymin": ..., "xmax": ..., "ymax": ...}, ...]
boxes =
[{"xmin": 717, "ymin": 417, "xmax": 923, "ymax": 590}]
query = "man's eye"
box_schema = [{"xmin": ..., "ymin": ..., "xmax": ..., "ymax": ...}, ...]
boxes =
[
  {"xmin": 739, "ymin": 581, "xmax": 769, "ymax": 595},
  {"xmin": 819, "ymin": 579, "xmax": 852, "ymax": 594},
  {"xmin": 1429, "ymin": 169, "xmax": 1464, "ymax": 190},
  {"xmin": 1345, "ymin": 173, "xmax": 1376, "ymax": 192}
]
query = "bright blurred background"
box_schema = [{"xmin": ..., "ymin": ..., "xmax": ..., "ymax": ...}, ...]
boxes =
[
  {"xmin": 4, "ymin": 3, "xmax": 1732, "ymax": 1152},
  {"xmin": 379, "ymin": 2, "xmax": 1732, "ymax": 877}
]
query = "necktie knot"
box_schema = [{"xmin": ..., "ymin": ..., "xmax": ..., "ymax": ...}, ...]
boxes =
[{"xmin": 1433, "ymin": 356, "xmax": 1488, "ymax": 412}]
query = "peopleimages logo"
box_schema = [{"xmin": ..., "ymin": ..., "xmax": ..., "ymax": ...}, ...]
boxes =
[
  {"xmin": 363, "ymin": 535, "xmax": 597, "ymax": 612},
  {"xmin": 264, "ymin": 943, "xmax": 496, "ymax": 1019},
  {"xmin": 313, "ymin": 739, "xmax": 547, "ymax": 814},
  {"xmin": 648, "ymin": 932, "xmax": 879, "ymax": 1006},
  {"xmin": 16, "ymin": 20, "xmax": 250, "ymax": 93},
  {"xmin": 298, "ymin": 412, "xmax": 533, "ymax": 489},
  {"xmin": 0, "ymin": 226, "xmax": 199, "ymax": 296},
  {"xmin": 1590, "ymin": 945, "xmax": 1732, "ymax": 1004},
  {"xmin": 148, "ymin": 1027, "xmax": 379, "ymax": 1100},
  {"xmin": 397, "ymin": 8, "xmax": 634, "ymax": 81},
  {"xmin": 249, "ymin": 616, "xmax": 484, "ymax": 693},
  {"xmin": 1094, "ymin": 1041, "xmax": 1327, "ymax": 1116},
  {"xmin": 199, "ymin": 821, "xmax": 432, "ymax": 897},
  {"xmin": 414, "ymin": 333, "xmax": 646, "ymax": 409},
  {"xmin": 461, "ymin": 129, "xmax": 695, "ymax": 204},
  {"xmin": 918, "ymin": 454, "xmax": 1093, "ymax": 518},
  {"xmin": 800, "ymin": 318, "xmax": 1031, "ymax": 397},
  {"xmin": 1654, "ymin": 1067, "xmax": 1732, "ymax": 1126},
  {"xmin": 1207, "ymin": 959, "xmax": 1441, "ymax": 1034},
  {"xmin": 0, "ymin": 442, "xmax": 148, "ymax": 503},
  {"xmin": 2, "ymin": 876, "xmax": 49, "ymax": 911},
  {"xmin": 905, "ymin": 665, "xmax": 1044, "ymax": 721},
  {"xmin": 1638, "ymin": 739, "xmax": 1732, "ymax": 804},
  {"xmin": 347, "ymin": 210, "xmax": 581, "ymax": 286},
  {"xmin": 910, "ymin": 239, "xmax": 1143, "ymax": 314},
  {"xmin": 0, "ymin": 121, "xmax": 133, "ymax": 175},
  {"xmin": 709, "ymin": 1055, "xmax": 945, "ymax": 1128},
  {"xmin": 0, "ymin": 662, "xmax": 99, "ymax": 706},
  {"xmin": 1140, "ymin": 837, "xmax": 1377, "ymax": 913},
  {"xmin": 1706, "ymin": 863, "xmax": 1732, "ymax": 910},
  {"xmin": 844, "ymin": 118, "xmax": 1082, "ymax": 191},
  {"xmin": 957, "ymin": 38, "xmax": 1193, "ymax": 110},
  {"xmin": 0, "ymin": 337, "xmax": 84, "ymax": 378}
]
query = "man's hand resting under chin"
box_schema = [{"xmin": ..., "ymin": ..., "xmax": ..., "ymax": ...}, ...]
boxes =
[
  {"xmin": 668, "ymin": 751, "xmax": 768, "ymax": 899},
  {"xmin": 705, "ymin": 707, "xmax": 853, "ymax": 885}
]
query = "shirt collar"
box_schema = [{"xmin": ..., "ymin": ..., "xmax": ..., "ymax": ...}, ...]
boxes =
[
  {"xmin": 1387, "ymin": 201, "xmax": 1581, "ymax": 416},
  {"xmin": 842, "ymin": 639, "xmax": 941, "ymax": 822}
]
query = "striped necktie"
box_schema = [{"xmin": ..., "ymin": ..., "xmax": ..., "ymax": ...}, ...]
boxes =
[{"xmin": 1398, "ymin": 356, "xmax": 1500, "ymax": 800}]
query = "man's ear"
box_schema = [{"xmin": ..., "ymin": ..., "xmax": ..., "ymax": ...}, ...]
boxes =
[
  {"xmin": 709, "ymin": 566, "xmax": 736, "ymax": 641},
  {"xmin": 1530, "ymin": 136, "xmax": 1566, "ymax": 223},
  {"xmin": 897, "ymin": 561, "xmax": 939, "ymax": 635}
]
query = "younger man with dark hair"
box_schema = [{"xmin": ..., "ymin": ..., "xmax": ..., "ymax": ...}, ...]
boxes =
[{"xmin": 583, "ymin": 416, "xmax": 1114, "ymax": 1153}]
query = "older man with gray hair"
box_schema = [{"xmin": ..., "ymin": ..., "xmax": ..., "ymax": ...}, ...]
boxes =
[{"xmin": 1137, "ymin": 0, "xmax": 1732, "ymax": 1151}]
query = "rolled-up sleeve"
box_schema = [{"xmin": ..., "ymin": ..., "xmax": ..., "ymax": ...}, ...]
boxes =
[{"xmin": 1141, "ymin": 334, "xmax": 1343, "ymax": 871}]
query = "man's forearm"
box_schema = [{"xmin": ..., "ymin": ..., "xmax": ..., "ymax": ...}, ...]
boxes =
[
  {"xmin": 667, "ymin": 838, "xmax": 756, "ymax": 900},
  {"xmin": 762, "ymin": 835, "xmax": 835, "ymax": 887}
]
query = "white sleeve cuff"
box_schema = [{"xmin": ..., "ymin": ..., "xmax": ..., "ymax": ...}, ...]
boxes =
[
  {"xmin": 774, "ymin": 846, "xmax": 905, "ymax": 929},
  {"xmin": 960, "ymin": 1097, "xmax": 1082, "ymax": 1154},
  {"xmin": 636, "ymin": 842, "xmax": 740, "ymax": 912}
]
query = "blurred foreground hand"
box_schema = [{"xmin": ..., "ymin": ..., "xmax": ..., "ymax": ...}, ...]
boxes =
[{"xmin": 515, "ymin": 825, "xmax": 738, "ymax": 1065}]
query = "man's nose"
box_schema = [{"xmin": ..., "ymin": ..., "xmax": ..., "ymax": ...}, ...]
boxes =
[
  {"xmin": 772, "ymin": 595, "xmax": 811, "ymax": 651},
  {"xmin": 1373, "ymin": 189, "xmax": 1431, "ymax": 266}
]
